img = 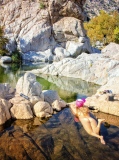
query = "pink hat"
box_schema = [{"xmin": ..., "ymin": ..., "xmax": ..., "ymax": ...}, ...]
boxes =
[{"xmin": 76, "ymin": 99, "xmax": 86, "ymax": 108}]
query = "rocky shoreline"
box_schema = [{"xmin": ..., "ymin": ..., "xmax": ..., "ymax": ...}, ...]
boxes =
[{"xmin": 0, "ymin": 72, "xmax": 68, "ymax": 125}]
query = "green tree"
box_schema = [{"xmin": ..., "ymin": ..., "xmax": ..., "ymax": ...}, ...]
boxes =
[
  {"xmin": 84, "ymin": 10, "xmax": 119, "ymax": 45},
  {"xmin": 0, "ymin": 27, "xmax": 8, "ymax": 55},
  {"xmin": 114, "ymin": 27, "xmax": 119, "ymax": 43},
  {"xmin": 11, "ymin": 49, "xmax": 21, "ymax": 63}
]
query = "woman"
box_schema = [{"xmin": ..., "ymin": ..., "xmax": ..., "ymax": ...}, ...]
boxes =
[{"xmin": 70, "ymin": 99, "xmax": 105, "ymax": 145}]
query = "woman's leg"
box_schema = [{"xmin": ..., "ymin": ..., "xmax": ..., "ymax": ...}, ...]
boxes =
[
  {"xmin": 80, "ymin": 118, "xmax": 105, "ymax": 144},
  {"xmin": 89, "ymin": 118, "xmax": 105, "ymax": 134}
]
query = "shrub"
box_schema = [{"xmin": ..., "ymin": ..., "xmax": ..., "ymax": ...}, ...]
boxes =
[
  {"xmin": 11, "ymin": 49, "xmax": 22, "ymax": 63},
  {"xmin": 84, "ymin": 10, "xmax": 119, "ymax": 45},
  {"xmin": 0, "ymin": 27, "xmax": 9, "ymax": 55},
  {"xmin": 11, "ymin": 63, "xmax": 20, "ymax": 73},
  {"xmin": 114, "ymin": 27, "xmax": 119, "ymax": 43}
]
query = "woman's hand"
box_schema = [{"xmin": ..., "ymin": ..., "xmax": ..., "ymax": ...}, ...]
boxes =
[{"xmin": 74, "ymin": 116, "xmax": 80, "ymax": 122}]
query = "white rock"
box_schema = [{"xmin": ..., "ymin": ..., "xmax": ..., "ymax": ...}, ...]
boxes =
[
  {"xmin": 0, "ymin": 56, "xmax": 12, "ymax": 63},
  {"xmin": 0, "ymin": 99, "xmax": 12, "ymax": 125},
  {"xmin": 43, "ymin": 90, "xmax": 60, "ymax": 105},
  {"xmin": 10, "ymin": 103, "xmax": 33, "ymax": 119},
  {"xmin": 16, "ymin": 73, "xmax": 43, "ymax": 100},
  {"xmin": 33, "ymin": 101, "xmax": 53, "ymax": 118}
]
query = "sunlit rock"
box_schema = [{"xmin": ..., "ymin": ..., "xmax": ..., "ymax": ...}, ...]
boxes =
[
  {"xmin": 0, "ymin": 83, "xmax": 15, "ymax": 100},
  {"xmin": 9, "ymin": 94, "xmax": 32, "ymax": 106},
  {"xmin": 33, "ymin": 101, "xmax": 53, "ymax": 118},
  {"xmin": 16, "ymin": 72, "xmax": 44, "ymax": 105},
  {"xmin": 43, "ymin": 90, "xmax": 60, "ymax": 105},
  {"xmin": 0, "ymin": 99, "xmax": 12, "ymax": 125},
  {"xmin": 10, "ymin": 103, "xmax": 33, "ymax": 119},
  {"xmin": 85, "ymin": 94, "xmax": 119, "ymax": 116}
]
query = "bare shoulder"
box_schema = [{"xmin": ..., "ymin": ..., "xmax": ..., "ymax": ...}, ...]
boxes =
[
  {"xmin": 68, "ymin": 101, "xmax": 76, "ymax": 109},
  {"xmin": 68, "ymin": 101, "xmax": 77, "ymax": 114}
]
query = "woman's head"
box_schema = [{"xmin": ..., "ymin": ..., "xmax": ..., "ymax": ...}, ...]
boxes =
[
  {"xmin": 75, "ymin": 99, "xmax": 89, "ymax": 116},
  {"xmin": 76, "ymin": 99, "xmax": 86, "ymax": 108}
]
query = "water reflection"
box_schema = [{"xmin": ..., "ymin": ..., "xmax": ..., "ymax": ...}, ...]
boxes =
[
  {"xmin": 0, "ymin": 62, "xmax": 100, "ymax": 102},
  {"xmin": 0, "ymin": 62, "xmax": 48, "ymax": 87},
  {"xmin": 37, "ymin": 74, "xmax": 100, "ymax": 95}
]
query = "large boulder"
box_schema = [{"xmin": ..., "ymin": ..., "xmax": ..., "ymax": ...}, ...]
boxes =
[
  {"xmin": 0, "ymin": 83, "xmax": 15, "ymax": 100},
  {"xmin": 33, "ymin": 101, "xmax": 53, "ymax": 118},
  {"xmin": 16, "ymin": 72, "xmax": 44, "ymax": 105},
  {"xmin": 102, "ymin": 42, "xmax": 119, "ymax": 59},
  {"xmin": 9, "ymin": 94, "xmax": 32, "ymax": 106},
  {"xmin": 66, "ymin": 38, "xmax": 92, "ymax": 57},
  {"xmin": 10, "ymin": 103, "xmax": 33, "ymax": 119},
  {"xmin": 0, "ymin": 99, "xmax": 12, "ymax": 125},
  {"xmin": 43, "ymin": 90, "xmax": 60, "ymax": 105}
]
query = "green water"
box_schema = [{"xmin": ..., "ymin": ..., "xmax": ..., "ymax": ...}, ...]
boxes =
[{"xmin": 0, "ymin": 62, "xmax": 100, "ymax": 102}]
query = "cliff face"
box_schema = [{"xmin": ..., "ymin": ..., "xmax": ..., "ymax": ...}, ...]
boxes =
[
  {"xmin": 0, "ymin": 0, "xmax": 91, "ymax": 61},
  {"xmin": 84, "ymin": 0, "xmax": 119, "ymax": 20}
]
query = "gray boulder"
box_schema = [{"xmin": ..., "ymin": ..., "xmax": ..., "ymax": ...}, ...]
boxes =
[
  {"xmin": 33, "ymin": 101, "xmax": 53, "ymax": 118},
  {"xmin": 0, "ymin": 99, "xmax": 12, "ymax": 125},
  {"xmin": 43, "ymin": 90, "xmax": 60, "ymax": 105},
  {"xmin": 10, "ymin": 103, "xmax": 33, "ymax": 119},
  {"xmin": 16, "ymin": 72, "xmax": 44, "ymax": 105}
]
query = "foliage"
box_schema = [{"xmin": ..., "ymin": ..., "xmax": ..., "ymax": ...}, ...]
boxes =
[
  {"xmin": 0, "ymin": 66, "xmax": 8, "ymax": 83},
  {"xmin": 11, "ymin": 49, "xmax": 21, "ymax": 63},
  {"xmin": 39, "ymin": 0, "xmax": 45, "ymax": 9},
  {"xmin": 114, "ymin": 27, "xmax": 119, "ymax": 43},
  {"xmin": 11, "ymin": 63, "xmax": 20, "ymax": 74},
  {"xmin": 0, "ymin": 27, "xmax": 9, "ymax": 55},
  {"xmin": 84, "ymin": 10, "xmax": 119, "ymax": 45}
]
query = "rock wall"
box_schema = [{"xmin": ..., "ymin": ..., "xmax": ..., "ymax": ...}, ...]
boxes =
[{"xmin": 0, "ymin": 0, "xmax": 92, "ymax": 61}]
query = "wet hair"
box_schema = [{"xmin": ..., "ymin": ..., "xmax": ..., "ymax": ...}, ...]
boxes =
[{"xmin": 76, "ymin": 105, "xmax": 89, "ymax": 117}]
